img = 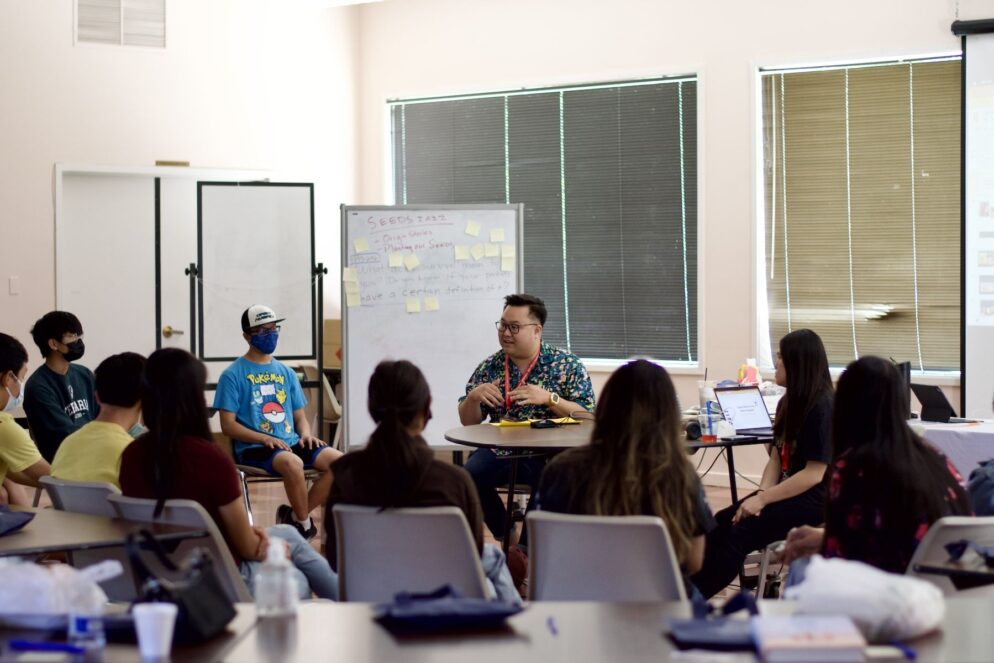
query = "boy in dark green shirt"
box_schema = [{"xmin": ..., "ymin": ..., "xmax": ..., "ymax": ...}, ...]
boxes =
[{"xmin": 23, "ymin": 311, "xmax": 98, "ymax": 462}]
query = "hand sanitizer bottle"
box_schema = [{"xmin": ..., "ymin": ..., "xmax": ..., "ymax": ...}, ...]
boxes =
[{"xmin": 255, "ymin": 539, "xmax": 298, "ymax": 617}]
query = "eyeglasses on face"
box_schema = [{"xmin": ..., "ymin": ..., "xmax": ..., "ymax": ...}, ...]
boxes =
[
  {"xmin": 495, "ymin": 321, "xmax": 539, "ymax": 335},
  {"xmin": 250, "ymin": 325, "xmax": 281, "ymax": 336},
  {"xmin": 61, "ymin": 333, "xmax": 83, "ymax": 344}
]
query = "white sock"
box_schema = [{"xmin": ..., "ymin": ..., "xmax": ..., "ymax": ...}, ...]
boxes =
[{"xmin": 294, "ymin": 515, "xmax": 312, "ymax": 528}]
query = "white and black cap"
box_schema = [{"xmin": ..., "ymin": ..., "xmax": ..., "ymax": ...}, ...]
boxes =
[{"xmin": 241, "ymin": 305, "xmax": 285, "ymax": 332}]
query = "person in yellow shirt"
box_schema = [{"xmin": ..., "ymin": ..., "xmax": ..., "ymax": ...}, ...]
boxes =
[
  {"xmin": 51, "ymin": 352, "xmax": 145, "ymax": 488},
  {"xmin": 0, "ymin": 333, "xmax": 50, "ymax": 504}
]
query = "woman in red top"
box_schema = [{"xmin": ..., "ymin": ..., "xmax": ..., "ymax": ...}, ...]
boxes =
[{"xmin": 119, "ymin": 348, "xmax": 337, "ymax": 599}]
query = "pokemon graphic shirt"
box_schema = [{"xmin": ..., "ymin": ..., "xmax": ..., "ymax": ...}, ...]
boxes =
[{"xmin": 213, "ymin": 357, "xmax": 307, "ymax": 459}]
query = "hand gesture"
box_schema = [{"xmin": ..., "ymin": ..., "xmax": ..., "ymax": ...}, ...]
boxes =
[
  {"xmin": 299, "ymin": 434, "xmax": 326, "ymax": 449},
  {"xmin": 732, "ymin": 492, "xmax": 765, "ymax": 524},
  {"xmin": 508, "ymin": 384, "xmax": 550, "ymax": 406},
  {"xmin": 781, "ymin": 525, "xmax": 825, "ymax": 564},
  {"xmin": 469, "ymin": 381, "xmax": 503, "ymax": 409},
  {"xmin": 252, "ymin": 526, "xmax": 270, "ymax": 560},
  {"xmin": 261, "ymin": 436, "xmax": 291, "ymax": 450}
]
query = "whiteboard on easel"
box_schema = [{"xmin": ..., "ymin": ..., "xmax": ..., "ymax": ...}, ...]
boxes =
[{"xmin": 342, "ymin": 205, "xmax": 523, "ymax": 448}]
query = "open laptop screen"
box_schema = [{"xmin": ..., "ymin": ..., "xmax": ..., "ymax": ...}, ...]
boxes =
[{"xmin": 714, "ymin": 386, "xmax": 773, "ymax": 433}]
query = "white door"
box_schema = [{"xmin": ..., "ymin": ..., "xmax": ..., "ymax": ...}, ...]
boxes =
[{"xmin": 56, "ymin": 166, "xmax": 268, "ymax": 374}]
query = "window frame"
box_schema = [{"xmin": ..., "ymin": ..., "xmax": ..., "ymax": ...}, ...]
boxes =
[
  {"xmin": 752, "ymin": 53, "xmax": 963, "ymax": 383},
  {"xmin": 385, "ymin": 73, "xmax": 707, "ymax": 372}
]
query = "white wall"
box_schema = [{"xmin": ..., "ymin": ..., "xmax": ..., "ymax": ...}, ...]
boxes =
[
  {"xmin": 355, "ymin": 0, "xmax": 981, "ymax": 484},
  {"xmin": 0, "ymin": 0, "xmax": 358, "ymax": 358}
]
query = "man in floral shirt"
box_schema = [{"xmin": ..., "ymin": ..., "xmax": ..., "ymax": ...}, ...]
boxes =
[{"xmin": 458, "ymin": 293, "xmax": 594, "ymax": 542}]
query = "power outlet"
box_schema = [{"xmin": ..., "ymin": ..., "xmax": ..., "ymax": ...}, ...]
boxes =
[{"xmin": 8, "ymin": 276, "xmax": 18, "ymax": 295}]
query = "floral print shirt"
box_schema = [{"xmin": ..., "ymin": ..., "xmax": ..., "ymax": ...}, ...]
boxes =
[
  {"xmin": 822, "ymin": 446, "xmax": 970, "ymax": 574},
  {"xmin": 460, "ymin": 342, "xmax": 595, "ymax": 425}
]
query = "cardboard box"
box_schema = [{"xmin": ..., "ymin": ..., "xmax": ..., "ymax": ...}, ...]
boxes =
[{"xmin": 322, "ymin": 319, "xmax": 342, "ymax": 368}]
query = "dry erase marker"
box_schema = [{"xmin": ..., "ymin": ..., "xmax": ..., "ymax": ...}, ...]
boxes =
[{"xmin": 546, "ymin": 616, "xmax": 558, "ymax": 636}]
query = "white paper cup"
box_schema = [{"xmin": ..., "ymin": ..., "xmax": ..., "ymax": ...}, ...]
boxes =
[{"xmin": 133, "ymin": 602, "xmax": 178, "ymax": 660}]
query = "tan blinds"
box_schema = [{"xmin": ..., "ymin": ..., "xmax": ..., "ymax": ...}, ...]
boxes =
[{"xmin": 762, "ymin": 59, "xmax": 961, "ymax": 371}]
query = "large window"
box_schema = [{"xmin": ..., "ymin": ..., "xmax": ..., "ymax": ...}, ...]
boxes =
[
  {"xmin": 761, "ymin": 58, "xmax": 961, "ymax": 371},
  {"xmin": 390, "ymin": 77, "xmax": 698, "ymax": 362}
]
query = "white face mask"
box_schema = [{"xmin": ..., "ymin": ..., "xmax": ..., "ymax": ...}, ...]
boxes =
[{"xmin": 3, "ymin": 374, "xmax": 24, "ymax": 413}]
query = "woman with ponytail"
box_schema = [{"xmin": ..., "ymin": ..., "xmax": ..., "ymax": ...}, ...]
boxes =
[
  {"xmin": 119, "ymin": 348, "xmax": 338, "ymax": 599},
  {"xmin": 325, "ymin": 359, "xmax": 519, "ymax": 602}
]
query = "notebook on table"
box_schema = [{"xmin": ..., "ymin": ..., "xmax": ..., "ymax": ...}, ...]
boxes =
[{"xmin": 714, "ymin": 386, "xmax": 774, "ymax": 437}]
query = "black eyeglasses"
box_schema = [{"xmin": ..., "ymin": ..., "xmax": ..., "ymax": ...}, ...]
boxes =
[
  {"xmin": 495, "ymin": 321, "xmax": 539, "ymax": 335},
  {"xmin": 249, "ymin": 325, "xmax": 281, "ymax": 336},
  {"xmin": 945, "ymin": 539, "xmax": 994, "ymax": 567}
]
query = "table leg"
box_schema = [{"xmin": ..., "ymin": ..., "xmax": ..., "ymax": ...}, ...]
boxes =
[
  {"xmin": 452, "ymin": 451, "xmax": 464, "ymax": 467},
  {"xmin": 502, "ymin": 457, "xmax": 519, "ymax": 554},
  {"xmin": 725, "ymin": 447, "xmax": 739, "ymax": 505}
]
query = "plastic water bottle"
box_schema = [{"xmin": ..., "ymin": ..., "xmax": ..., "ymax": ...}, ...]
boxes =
[
  {"xmin": 68, "ymin": 607, "xmax": 106, "ymax": 658},
  {"xmin": 255, "ymin": 539, "xmax": 298, "ymax": 617}
]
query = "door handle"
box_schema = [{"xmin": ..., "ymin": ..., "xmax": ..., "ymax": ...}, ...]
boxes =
[{"xmin": 162, "ymin": 325, "xmax": 185, "ymax": 338}]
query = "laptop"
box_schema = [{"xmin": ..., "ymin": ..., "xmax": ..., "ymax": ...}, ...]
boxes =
[
  {"xmin": 910, "ymin": 383, "xmax": 959, "ymax": 423},
  {"xmin": 713, "ymin": 386, "xmax": 774, "ymax": 437}
]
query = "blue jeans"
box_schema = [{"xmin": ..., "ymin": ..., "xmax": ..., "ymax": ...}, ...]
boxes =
[
  {"xmin": 482, "ymin": 544, "xmax": 522, "ymax": 605},
  {"xmin": 464, "ymin": 448, "xmax": 547, "ymax": 543},
  {"xmin": 240, "ymin": 524, "xmax": 338, "ymax": 600}
]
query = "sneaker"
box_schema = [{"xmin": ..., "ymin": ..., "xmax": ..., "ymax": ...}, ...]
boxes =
[
  {"xmin": 276, "ymin": 504, "xmax": 294, "ymax": 525},
  {"xmin": 292, "ymin": 518, "xmax": 318, "ymax": 541}
]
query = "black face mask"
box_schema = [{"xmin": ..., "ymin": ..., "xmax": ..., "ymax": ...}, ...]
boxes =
[{"xmin": 62, "ymin": 339, "xmax": 85, "ymax": 362}]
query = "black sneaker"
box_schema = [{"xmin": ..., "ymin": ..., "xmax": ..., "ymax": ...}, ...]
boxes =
[
  {"xmin": 292, "ymin": 518, "xmax": 318, "ymax": 541},
  {"xmin": 276, "ymin": 504, "xmax": 294, "ymax": 525}
]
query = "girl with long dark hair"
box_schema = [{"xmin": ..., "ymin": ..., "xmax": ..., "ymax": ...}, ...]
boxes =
[
  {"xmin": 693, "ymin": 329, "xmax": 834, "ymax": 598},
  {"xmin": 325, "ymin": 359, "xmax": 519, "ymax": 602},
  {"xmin": 785, "ymin": 356, "xmax": 971, "ymax": 572},
  {"xmin": 119, "ymin": 348, "xmax": 337, "ymax": 599},
  {"xmin": 534, "ymin": 359, "xmax": 715, "ymax": 593}
]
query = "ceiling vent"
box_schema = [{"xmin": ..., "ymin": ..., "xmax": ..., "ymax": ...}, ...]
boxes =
[{"xmin": 77, "ymin": 0, "xmax": 166, "ymax": 48}]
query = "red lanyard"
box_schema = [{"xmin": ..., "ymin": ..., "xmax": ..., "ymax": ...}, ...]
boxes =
[
  {"xmin": 504, "ymin": 350, "xmax": 540, "ymax": 411},
  {"xmin": 779, "ymin": 442, "xmax": 790, "ymax": 475}
]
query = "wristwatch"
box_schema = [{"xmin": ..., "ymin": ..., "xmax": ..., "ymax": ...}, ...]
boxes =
[{"xmin": 549, "ymin": 392, "xmax": 560, "ymax": 406}]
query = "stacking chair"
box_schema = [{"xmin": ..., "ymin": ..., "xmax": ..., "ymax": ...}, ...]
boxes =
[
  {"xmin": 107, "ymin": 494, "xmax": 253, "ymax": 602},
  {"xmin": 526, "ymin": 511, "xmax": 688, "ymax": 602},
  {"xmin": 39, "ymin": 476, "xmax": 134, "ymax": 599},
  {"xmin": 212, "ymin": 432, "xmax": 322, "ymax": 526},
  {"xmin": 40, "ymin": 475, "xmax": 119, "ymax": 517},
  {"xmin": 907, "ymin": 515, "xmax": 994, "ymax": 595},
  {"xmin": 333, "ymin": 504, "xmax": 489, "ymax": 602}
]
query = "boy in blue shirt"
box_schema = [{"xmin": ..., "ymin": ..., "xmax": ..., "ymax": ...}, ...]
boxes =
[{"xmin": 214, "ymin": 305, "xmax": 342, "ymax": 539}]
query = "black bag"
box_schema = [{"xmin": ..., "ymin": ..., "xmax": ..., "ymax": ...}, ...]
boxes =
[{"xmin": 125, "ymin": 529, "xmax": 237, "ymax": 644}]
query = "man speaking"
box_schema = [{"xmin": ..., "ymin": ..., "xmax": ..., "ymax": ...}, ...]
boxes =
[{"xmin": 458, "ymin": 293, "xmax": 594, "ymax": 542}]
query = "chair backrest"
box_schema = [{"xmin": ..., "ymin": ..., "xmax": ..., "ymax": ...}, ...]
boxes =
[
  {"xmin": 40, "ymin": 475, "xmax": 120, "ymax": 517},
  {"xmin": 333, "ymin": 504, "xmax": 489, "ymax": 602},
  {"xmin": 300, "ymin": 365, "xmax": 342, "ymax": 420},
  {"xmin": 107, "ymin": 494, "xmax": 252, "ymax": 602},
  {"xmin": 526, "ymin": 511, "xmax": 688, "ymax": 602},
  {"xmin": 907, "ymin": 515, "xmax": 994, "ymax": 594}
]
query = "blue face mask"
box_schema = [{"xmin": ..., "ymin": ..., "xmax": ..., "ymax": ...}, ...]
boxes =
[
  {"xmin": 250, "ymin": 330, "xmax": 279, "ymax": 355},
  {"xmin": 127, "ymin": 422, "xmax": 146, "ymax": 438}
]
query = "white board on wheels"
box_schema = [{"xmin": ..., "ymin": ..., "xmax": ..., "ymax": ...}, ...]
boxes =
[{"xmin": 342, "ymin": 205, "xmax": 523, "ymax": 448}]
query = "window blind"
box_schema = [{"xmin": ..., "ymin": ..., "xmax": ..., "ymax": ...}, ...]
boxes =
[
  {"xmin": 391, "ymin": 78, "xmax": 698, "ymax": 362},
  {"xmin": 761, "ymin": 58, "xmax": 960, "ymax": 371}
]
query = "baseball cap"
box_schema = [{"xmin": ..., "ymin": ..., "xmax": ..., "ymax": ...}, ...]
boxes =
[{"xmin": 241, "ymin": 305, "xmax": 286, "ymax": 332}]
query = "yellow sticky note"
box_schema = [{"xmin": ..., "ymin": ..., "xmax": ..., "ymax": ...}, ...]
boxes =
[
  {"xmin": 470, "ymin": 243, "xmax": 485, "ymax": 261},
  {"xmin": 342, "ymin": 267, "xmax": 358, "ymax": 282},
  {"xmin": 501, "ymin": 257, "xmax": 515, "ymax": 272},
  {"xmin": 353, "ymin": 237, "xmax": 369, "ymax": 253},
  {"xmin": 405, "ymin": 297, "xmax": 421, "ymax": 313},
  {"xmin": 465, "ymin": 221, "xmax": 481, "ymax": 237},
  {"xmin": 502, "ymin": 243, "xmax": 516, "ymax": 258},
  {"xmin": 424, "ymin": 296, "xmax": 440, "ymax": 312},
  {"xmin": 344, "ymin": 281, "xmax": 360, "ymax": 294},
  {"xmin": 403, "ymin": 254, "xmax": 420, "ymax": 271},
  {"xmin": 388, "ymin": 253, "xmax": 403, "ymax": 268},
  {"xmin": 346, "ymin": 292, "xmax": 361, "ymax": 307},
  {"xmin": 454, "ymin": 245, "xmax": 470, "ymax": 261},
  {"xmin": 490, "ymin": 228, "xmax": 505, "ymax": 242},
  {"xmin": 485, "ymin": 243, "xmax": 499, "ymax": 257}
]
